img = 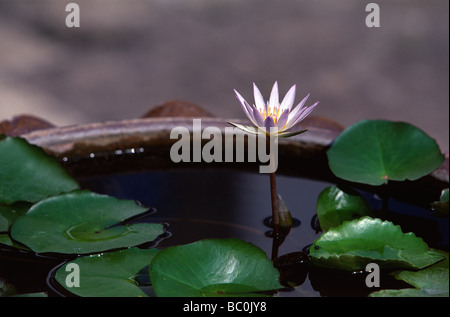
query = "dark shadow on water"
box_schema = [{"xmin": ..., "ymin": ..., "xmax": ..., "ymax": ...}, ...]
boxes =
[{"xmin": 1, "ymin": 168, "xmax": 447, "ymax": 297}]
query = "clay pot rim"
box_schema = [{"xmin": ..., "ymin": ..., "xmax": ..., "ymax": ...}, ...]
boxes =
[
  {"xmin": 18, "ymin": 116, "xmax": 448, "ymax": 186},
  {"xmin": 20, "ymin": 116, "xmax": 339, "ymax": 155}
]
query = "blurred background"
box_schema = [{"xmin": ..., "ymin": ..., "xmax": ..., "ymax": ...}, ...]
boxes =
[{"xmin": 0, "ymin": 0, "xmax": 448, "ymax": 151}]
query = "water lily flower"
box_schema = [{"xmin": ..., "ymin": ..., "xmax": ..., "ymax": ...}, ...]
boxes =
[{"xmin": 229, "ymin": 81, "xmax": 319, "ymax": 137}]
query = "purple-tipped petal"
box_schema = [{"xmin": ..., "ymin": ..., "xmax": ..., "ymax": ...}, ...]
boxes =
[
  {"xmin": 234, "ymin": 89, "xmax": 254, "ymax": 121},
  {"xmin": 280, "ymin": 85, "xmax": 296, "ymax": 111},
  {"xmin": 251, "ymin": 106, "xmax": 265, "ymax": 127},
  {"xmin": 287, "ymin": 93, "xmax": 310, "ymax": 122},
  {"xmin": 234, "ymin": 89, "xmax": 245, "ymax": 104},
  {"xmin": 276, "ymin": 109, "xmax": 290, "ymax": 131},
  {"xmin": 286, "ymin": 102, "xmax": 318, "ymax": 130},
  {"xmin": 253, "ymin": 83, "xmax": 266, "ymax": 113},
  {"xmin": 264, "ymin": 116, "xmax": 275, "ymax": 133},
  {"xmin": 234, "ymin": 89, "xmax": 249, "ymax": 111},
  {"xmin": 269, "ymin": 81, "xmax": 279, "ymax": 110},
  {"xmin": 286, "ymin": 106, "xmax": 307, "ymax": 129},
  {"xmin": 243, "ymin": 100, "xmax": 261, "ymax": 126},
  {"xmin": 294, "ymin": 102, "xmax": 318, "ymax": 123}
]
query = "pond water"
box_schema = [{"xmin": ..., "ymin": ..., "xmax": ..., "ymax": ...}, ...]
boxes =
[
  {"xmin": 77, "ymin": 168, "xmax": 448, "ymax": 297},
  {"xmin": 1, "ymin": 167, "xmax": 447, "ymax": 297}
]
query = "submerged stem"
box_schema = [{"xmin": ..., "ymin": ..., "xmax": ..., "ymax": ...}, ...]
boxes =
[
  {"xmin": 269, "ymin": 172, "xmax": 280, "ymax": 232},
  {"xmin": 267, "ymin": 135, "xmax": 280, "ymax": 259},
  {"xmin": 269, "ymin": 171, "xmax": 281, "ymax": 259}
]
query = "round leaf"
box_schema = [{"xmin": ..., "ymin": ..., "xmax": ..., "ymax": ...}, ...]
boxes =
[
  {"xmin": 10, "ymin": 191, "xmax": 165, "ymax": 254},
  {"xmin": 327, "ymin": 120, "xmax": 445, "ymax": 186},
  {"xmin": 55, "ymin": 248, "xmax": 159, "ymax": 297},
  {"xmin": 0, "ymin": 202, "xmax": 31, "ymax": 232},
  {"xmin": 370, "ymin": 250, "xmax": 449, "ymax": 297},
  {"xmin": 316, "ymin": 185, "xmax": 372, "ymax": 232},
  {"xmin": 149, "ymin": 238, "xmax": 282, "ymax": 297},
  {"xmin": 309, "ymin": 217, "xmax": 445, "ymax": 271},
  {"xmin": 0, "ymin": 137, "xmax": 80, "ymax": 204}
]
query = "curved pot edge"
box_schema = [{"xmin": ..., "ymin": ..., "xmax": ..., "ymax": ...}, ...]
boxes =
[{"xmin": 19, "ymin": 117, "xmax": 448, "ymax": 186}]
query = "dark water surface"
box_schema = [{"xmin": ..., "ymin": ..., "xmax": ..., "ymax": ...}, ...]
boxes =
[
  {"xmin": 77, "ymin": 168, "xmax": 448, "ymax": 297},
  {"xmin": 1, "ymin": 167, "xmax": 447, "ymax": 297}
]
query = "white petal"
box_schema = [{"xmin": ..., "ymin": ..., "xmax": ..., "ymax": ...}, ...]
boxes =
[
  {"xmin": 234, "ymin": 89, "xmax": 253, "ymax": 119},
  {"xmin": 286, "ymin": 102, "xmax": 318, "ymax": 130},
  {"xmin": 244, "ymin": 100, "xmax": 263, "ymax": 126},
  {"xmin": 294, "ymin": 102, "xmax": 318, "ymax": 123},
  {"xmin": 253, "ymin": 83, "xmax": 266, "ymax": 113},
  {"xmin": 276, "ymin": 110, "xmax": 290, "ymax": 131},
  {"xmin": 269, "ymin": 81, "xmax": 279, "ymax": 110},
  {"xmin": 287, "ymin": 106, "xmax": 307, "ymax": 127},
  {"xmin": 287, "ymin": 93, "xmax": 310, "ymax": 123},
  {"xmin": 227, "ymin": 121, "xmax": 262, "ymax": 135},
  {"xmin": 234, "ymin": 89, "xmax": 246, "ymax": 105},
  {"xmin": 280, "ymin": 85, "xmax": 296, "ymax": 111},
  {"xmin": 251, "ymin": 106, "xmax": 265, "ymax": 127}
]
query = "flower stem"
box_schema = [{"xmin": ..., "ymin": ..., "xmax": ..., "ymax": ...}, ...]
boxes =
[
  {"xmin": 269, "ymin": 171, "xmax": 280, "ymax": 232},
  {"xmin": 266, "ymin": 134, "xmax": 280, "ymax": 259},
  {"xmin": 269, "ymin": 171, "xmax": 281, "ymax": 259}
]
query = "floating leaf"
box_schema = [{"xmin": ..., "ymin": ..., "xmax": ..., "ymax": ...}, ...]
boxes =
[
  {"xmin": 0, "ymin": 233, "xmax": 31, "ymax": 250},
  {"xmin": 55, "ymin": 248, "xmax": 159, "ymax": 297},
  {"xmin": 327, "ymin": 120, "xmax": 445, "ymax": 186},
  {"xmin": 316, "ymin": 185, "xmax": 372, "ymax": 232},
  {"xmin": 0, "ymin": 137, "xmax": 80, "ymax": 204},
  {"xmin": 309, "ymin": 217, "xmax": 445, "ymax": 271},
  {"xmin": 0, "ymin": 202, "xmax": 31, "ymax": 249},
  {"xmin": 370, "ymin": 250, "xmax": 449, "ymax": 297},
  {"xmin": 0, "ymin": 202, "xmax": 31, "ymax": 232},
  {"xmin": 10, "ymin": 191, "xmax": 165, "ymax": 254},
  {"xmin": 149, "ymin": 238, "xmax": 282, "ymax": 297},
  {"xmin": 0, "ymin": 234, "xmax": 13, "ymax": 247}
]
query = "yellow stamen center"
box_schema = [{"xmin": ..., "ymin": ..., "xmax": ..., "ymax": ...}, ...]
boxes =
[{"xmin": 260, "ymin": 103, "xmax": 282, "ymax": 124}]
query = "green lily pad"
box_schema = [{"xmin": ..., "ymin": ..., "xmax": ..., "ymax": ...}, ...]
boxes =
[
  {"xmin": 0, "ymin": 234, "xmax": 13, "ymax": 247},
  {"xmin": 10, "ymin": 191, "xmax": 165, "ymax": 254},
  {"xmin": 327, "ymin": 120, "xmax": 445, "ymax": 186},
  {"xmin": 0, "ymin": 202, "xmax": 31, "ymax": 232},
  {"xmin": 370, "ymin": 250, "xmax": 449, "ymax": 297},
  {"xmin": 0, "ymin": 233, "xmax": 32, "ymax": 250},
  {"xmin": 55, "ymin": 248, "xmax": 159, "ymax": 297},
  {"xmin": 0, "ymin": 137, "xmax": 80, "ymax": 204},
  {"xmin": 316, "ymin": 185, "xmax": 373, "ymax": 232},
  {"xmin": 149, "ymin": 238, "xmax": 282, "ymax": 297},
  {"xmin": 309, "ymin": 217, "xmax": 445, "ymax": 271},
  {"xmin": 0, "ymin": 202, "xmax": 32, "ymax": 249}
]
